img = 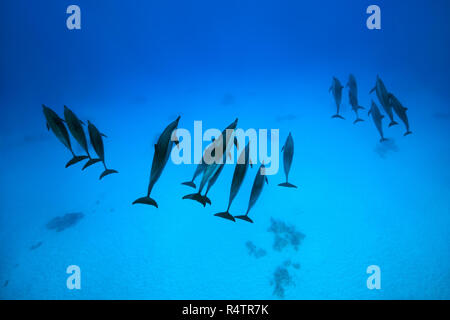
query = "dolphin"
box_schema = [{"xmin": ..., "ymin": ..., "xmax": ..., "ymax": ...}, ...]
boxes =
[
  {"xmin": 278, "ymin": 132, "xmax": 297, "ymax": 188},
  {"xmin": 201, "ymin": 162, "xmax": 225, "ymax": 206},
  {"xmin": 235, "ymin": 163, "xmax": 268, "ymax": 223},
  {"xmin": 368, "ymin": 101, "xmax": 388, "ymax": 142},
  {"xmin": 369, "ymin": 75, "xmax": 398, "ymax": 127},
  {"xmin": 86, "ymin": 121, "xmax": 118, "ymax": 179},
  {"xmin": 215, "ymin": 142, "xmax": 252, "ymax": 222},
  {"xmin": 388, "ymin": 93, "xmax": 412, "ymax": 136},
  {"xmin": 183, "ymin": 118, "xmax": 238, "ymax": 205},
  {"xmin": 42, "ymin": 105, "xmax": 88, "ymax": 167},
  {"xmin": 133, "ymin": 116, "xmax": 180, "ymax": 208},
  {"xmin": 63, "ymin": 106, "xmax": 93, "ymax": 161},
  {"xmin": 329, "ymin": 77, "xmax": 345, "ymax": 119},
  {"xmin": 346, "ymin": 74, "xmax": 365, "ymax": 124}
]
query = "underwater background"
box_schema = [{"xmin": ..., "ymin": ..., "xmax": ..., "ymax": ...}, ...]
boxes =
[{"xmin": 1, "ymin": 0, "xmax": 449, "ymax": 299}]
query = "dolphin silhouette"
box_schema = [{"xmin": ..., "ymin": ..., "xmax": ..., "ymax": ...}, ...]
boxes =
[
  {"xmin": 346, "ymin": 74, "xmax": 365, "ymax": 124},
  {"xmin": 63, "ymin": 106, "xmax": 92, "ymax": 161},
  {"xmin": 42, "ymin": 105, "xmax": 88, "ymax": 167},
  {"xmin": 329, "ymin": 77, "xmax": 345, "ymax": 120},
  {"xmin": 278, "ymin": 132, "xmax": 297, "ymax": 188},
  {"xmin": 368, "ymin": 100, "xmax": 388, "ymax": 142},
  {"xmin": 215, "ymin": 142, "xmax": 252, "ymax": 222},
  {"xmin": 133, "ymin": 116, "xmax": 180, "ymax": 207},
  {"xmin": 235, "ymin": 163, "xmax": 268, "ymax": 223},
  {"xmin": 86, "ymin": 121, "xmax": 118, "ymax": 179},
  {"xmin": 370, "ymin": 75, "xmax": 398, "ymax": 127},
  {"xmin": 388, "ymin": 93, "xmax": 412, "ymax": 136}
]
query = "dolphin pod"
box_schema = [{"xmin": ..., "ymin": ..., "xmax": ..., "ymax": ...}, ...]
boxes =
[
  {"xmin": 234, "ymin": 163, "xmax": 268, "ymax": 223},
  {"xmin": 330, "ymin": 75, "xmax": 412, "ymax": 143},
  {"xmin": 43, "ymin": 105, "xmax": 88, "ymax": 168},
  {"xmin": 182, "ymin": 118, "xmax": 239, "ymax": 206},
  {"xmin": 214, "ymin": 142, "xmax": 252, "ymax": 222},
  {"xmin": 132, "ymin": 116, "xmax": 180, "ymax": 208},
  {"xmin": 278, "ymin": 132, "xmax": 297, "ymax": 188}
]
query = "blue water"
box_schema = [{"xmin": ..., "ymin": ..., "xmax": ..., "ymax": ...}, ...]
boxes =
[{"xmin": 1, "ymin": 0, "xmax": 449, "ymax": 299}]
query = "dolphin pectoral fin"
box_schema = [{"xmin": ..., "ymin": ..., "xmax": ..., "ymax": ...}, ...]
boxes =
[
  {"xmin": 369, "ymin": 86, "xmax": 375, "ymax": 94},
  {"xmin": 281, "ymin": 145, "xmax": 285, "ymax": 152},
  {"xmin": 132, "ymin": 196, "xmax": 158, "ymax": 208},
  {"xmin": 357, "ymin": 106, "xmax": 365, "ymax": 110},
  {"xmin": 99, "ymin": 169, "xmax": 118, "ymax": 180},
  {"xmin": 65, "ymin": 155, "xmax": 89, "ymax": 168},
  {"xmin": 181, "ymin": 181, "xmax": 196, "ymax": 189},
  {"xmin": 388, "ymin": 120, "xmax": 399, "ymax": 127},
  {"xmin": 46, "ymin": 122, "xmax": 50, "ymax": 131},
  {"xmin": 265, "ymin": 176, "xmax": 269, "ymax": 184},
  {"xmin": 278, "ymin": 182, "xmax": 298, "ymax": 188},
  {"xmin": 101, "ymin": 133, "xmax": 108, "ymax": 138},
  {"xmin": 234, "ymin": 215, "xmax": 254, "ymax": 223},
  {"xmin": 368, "ymin": 110, "xmax": 372, "ymax": 116},
  {"xmin": 214, "ymin": 211, "xmax": 236, "ymax": 222},
  {"xmin": 82, "ymin": 158, "xmax": 102, "ymax": 170},
  {"xmin": 380, "ymin": 137, "xmax": 389, "ymax": 142},
  {"xmin": 79, "ymin": 120, "xmax": 85, "ymax": 126},
  {"xmin": 331, "ymin": 114, "xmax": 345, "ymax": 120},
  {"xmin": 353, "ymin": 118, "xmax": 364, "ymax": 124},
  {"xmin": 404, "ymin": 131, "xmax": 412, "ymax": 136}
]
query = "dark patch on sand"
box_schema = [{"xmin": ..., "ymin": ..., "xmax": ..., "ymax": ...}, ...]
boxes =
[
  {"xmin": 46, "ymin": 213, "xmax": 84, "ymax": 232},
  {"xmin": 221, "ymin": 93, "xmax": 235, "ymax": 106},
  {"xmin": 276, "ymin": 114, "xmax": 297, "ymax": 122},
  {"xmin": 374, "ymin": 139, "xmax": 399, "ymax": 159},
  {"xmin": 245, "ymin": 241, "xmax": 267, "ymax": 259},
  {"xmin": 3, "ymin": 280, "xmax": 9, "ymax": 288},
  {"xmin": 29, "ymin": 241, "xmax": 43, "ymax": 251},
  {"xmin": 433, "ymin": 112, "xmax": 450, "ymax": 120},
  {"xmin": 270, "ymin": 259, "xmax": 301, "ymax": 298},
  {"xmin": 268, "ymin": 218, "xmax": 305, "ymax": 252}
]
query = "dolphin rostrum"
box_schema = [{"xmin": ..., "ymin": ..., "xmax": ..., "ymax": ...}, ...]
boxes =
[
  {"xmin": 86, "ymin": 121, "xmax": 118, "ymax": 180},
  {"xmin": 346, "ymin": 74, "xmax": 364, "ymax": 124},
  {"xmin": 42, "ymin": 104, "xmax": 88, "ymax": 168},
  {"xmin": 369, "ymin": 75, "xmax": 398, "ymax": 127},
  {"xmin": 278, "ymin": 132, "xmax": 297, "ymax": 188},
  {"xmin": 235, "ymin": 163, "xmax": 268, "ymax": 223},
  {"xmin": 133, "ymin": 116, "xmax": 180, "ymax": 208},
  {"xmin": 183, "ymin": 118, "xmax": 238, "ymax": 206},
  {"xmin": 215, "ymin": 142, "xmax": 252, "ymax": 222},
  {"xmin": 329, "ymin": 77, "xmax": 345, "ymax": 119},
  {"xmin": 388, "ymin": 93, "xmax": 412, "ymax": 136},
  {"xmin": 63, "ymin": 106, "xmax": 92, "ymax": 161},
  {"xmin": 368, "ymin": 101, "xmax": 388, "ymax": 142}
]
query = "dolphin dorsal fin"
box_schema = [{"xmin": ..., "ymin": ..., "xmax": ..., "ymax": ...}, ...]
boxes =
[{"xmin": 265, "ymin": 176, "xmax": 269, "ymax": 184}]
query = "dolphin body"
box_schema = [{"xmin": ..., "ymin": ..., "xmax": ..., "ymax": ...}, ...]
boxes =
[
  {"xmin": 235, "ymin": 163, "xmax": 268, "ymax": 223},
  {"xmin": 133, "ymin": 116, "xmax": 180, "ymax": 208},
  {"xmin": 346, "ymin": 74, "xmax": 365, "ymax": 124},
  {"xmin": 369, "ymin": 75, "xmax": 398, "ymax": 127},
  {"xmin": 63, "ymin": 106, "xmax": 93, "ymax": 161},
  {"xmin": 201, "ymin": 162, "xmax": 225, "ymax": 207},
  {"xmin": 215, "ymin": 143, "xmax": 251, "ymax": 222},
  {"xmin": 278, "ymin": 132, "xmax": 297, "ymax": 188},
  {"xmin": 42, "ymin": 105, "xmax": 88, "ymax": 168},
  {"xmin": 388, "ymin": 93, "xmax": 412, "ymax": 136},
  {"xmin": 86, "ymin": 121, "xmax": 118, "ymax": 180},
  {"xmin": 368, "ymin": 101, "xmax": 388, "ymax": 142},
  {"xmin": 183, "ymin": 118, "xmax": 238, "ymax": 206},
  {"xmin": 329, "ymin": 77, "xmax": 345, "ymax": 119}
]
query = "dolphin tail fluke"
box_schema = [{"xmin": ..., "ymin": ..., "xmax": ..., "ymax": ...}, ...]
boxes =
[
  {"xmin": 331, "ymin": 114, "xmax": 345, "ymax": 120},
  {"xmin": 82, "ymin": 158, "xmax": 102, "ymax": 170},
  {"xmin": 182, "ymin": 192, "xmax": 205, "ymax": 205},
  {"xmin": 404, "ymin": 131, "xmax": 413, "ymax": 136},
  {"xmin": 99, "ymin": 169, "xmax": 118, "ymax": 180},
  {"xmin": 388, "ymin": 120, "xmax": 399, "ymax": 127},
  {"xmin": 181, "ymin": 181, "xmax": 196, "ymax": 189},
  {"xmin": 65, "ymin": 155, "xmax": 88, "ymax": 168},
  {"xmin": 278, "ymin": 182, "xmax": 298, "ymax": 188},
  {"xmin": 132, "ymin": 196, "xmax": 158, "ymax": 208},
  {"xmin": 353, "ymin": 118, "xmax": 364, "ymax": 124},
  {"xmin": 234, "ymin": 215, "xmax": 254, "ymax": 223},
  {"xmin": 202, "ymin": 196, "xmax": 212, "ymax": 207},
  {"xmin": 214, "ymin": 211, "xmax": 236, "ymax": 222},
  {"xmin": 380, "ymin": 137, "xmax": 389, "ymax": 143}
]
